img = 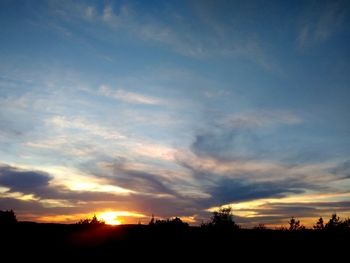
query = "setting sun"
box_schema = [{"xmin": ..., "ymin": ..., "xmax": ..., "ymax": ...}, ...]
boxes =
[{"xmin": 98, "ymin": 212, "xmax": 122, "ymax": 225}]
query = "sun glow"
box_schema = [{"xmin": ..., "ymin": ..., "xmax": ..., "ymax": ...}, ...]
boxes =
[
  {"xmin": 98, "ymin": 212, "xmax": 122, "ymax": 225},
  {"xmin": 97, "ymin": 211, "xmax": 146, "ymax": 225}
]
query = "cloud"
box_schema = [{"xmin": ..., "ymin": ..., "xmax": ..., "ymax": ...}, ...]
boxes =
[
  {"xmin": 0, "ymin": 164, "xmax": 163, "ymax": 224},
  {"xmin": 0, "ymin": 164, "xmax": 134, "ymax": 202},
  {"xmin": 0, "ymin": 197, "xmax": 46, "ymax": 215},
  {"xmin": 190, "ymin": 129, "xmax": 259, "ymax": 159},
  {"xmin": 103, "ymin": 5, "xmax": 113, "ymax": 22},
  {"xmin": 205, "ymin": 191, "xmax": 350, "ymax": 227},
  {"xmin": 240, "ymin": 200, "xmax": 350, "ymax": 226},
  {"xmin": 2, "ymin": 158, "xmax": 350, "ymax": 226},
  {"xmin": 0, "ymin": 165, "xmax": 52, "ymax": 194},
  {"xmin": 297, "ymin": 1, "xmax": 347, "ymax": 48},
  {"xmin": 177, "ymin": 149, "xmax": 349, "ymax": 186},
  {"xmin": 99, "ymin": 85, "xmax": 165, "ymax": 105},
  {"xmin": 0, "ymin": 162, "xmax": 198, "ymax": 222},
  {"xmin": 129, "ymin": 142, "xmax": 177, "ymax": 162},
  {"xmin": 223, "ymin": 110, "xmax": 302, "ymax": 129},
  {"xmin": 46, "ymin": 1, "xmax": 279, "ymax": 70},
  {"xmin": 25, "ymin": 136, "xmax": 98, "ymax": 158},
  {"xmin": 328, "ymin": 160, "xmax": 350, "ymax": 178},
  {"xmin": 189, "ymin": 109, "xmax": 302, "ymax": 159},
  {"xmin": 99, "ymin": 161, "xmax": 179, "ymax": 197},
  {"xmin": 85, "ymin": 6, "xmax": 95, "ymax": 19},
  {"xmin": 175, "ymin": 133, "xmax": 350, "ymax": 219},
  {"xmin": 206, "ymin": 178, "xmax": 303, "ymax": 206}
]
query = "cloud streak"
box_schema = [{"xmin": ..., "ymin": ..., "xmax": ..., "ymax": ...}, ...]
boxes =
[{"xmin": 99, "ymin": 85, "xmax": 165, "ymax": 105}]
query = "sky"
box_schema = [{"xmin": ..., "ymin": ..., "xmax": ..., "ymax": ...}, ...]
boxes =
[{"xmin": 0, "ymin": 0, "xmax": 350, "ymax": 227}]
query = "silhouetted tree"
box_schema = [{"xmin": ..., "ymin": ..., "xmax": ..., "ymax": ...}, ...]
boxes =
[
  {"xmin": 153, "ymin": 217, "xmax": 189, "ymax": 228},
  {"xmin": 0, "ymin": 210, "xmax": 17, "ymax": 225},
  {"xmin": 277, "ymin": 225, "xmax": 288, "ymax": 231},
  {"xmin": 149, "ymin": 214, "xmax": 155, "ymax": 225},
  {"xmin": 325, "ymin": 214, "xmax": 340, "ymax": 230},
  {"xmin": 253, "ymin": 223, "xmax": 267, "ymax": 230},
  {"xmin": 77, "ymin": 214, "xmax": 105, "ymax": 225},
  {"xmin": 91, "ymin": 214, "xmax": 103, "ymax": 225},
  {"xmin": 169, "ymin": 217, "xmax": 188, "ymax": 227},
  {"xmin": 209, "ymin": 207, "xmax": 239, "ymax": 230},
  {"xmin": 289, "ymin": 217, "xmax": 304, "ymax": 231},
  {"xmin": 313, "ymin": 217, "xmax": 324, "ymax": 230},
  {"xmin": 340, "ymin": 218, "xmax": 350, "ymax": 230}
]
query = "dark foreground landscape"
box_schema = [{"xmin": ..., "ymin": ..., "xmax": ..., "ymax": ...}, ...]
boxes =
[
  {"xmin": 2, "ymin": 222, "xmax": 350, "ymax": 260},
  {"xmin": 1, "ymin": 210, "xmax": 350, "ymax": 260}
]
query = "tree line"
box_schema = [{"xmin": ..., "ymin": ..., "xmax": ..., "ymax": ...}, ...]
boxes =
[{"xmin": 1, "ymin": 208, "xmax": 350, "ymax": 232}]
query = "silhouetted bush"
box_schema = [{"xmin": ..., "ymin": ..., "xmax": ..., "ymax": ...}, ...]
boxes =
[{"xmin": 0, "ymin": 210, "xmax": 17, "ymax": 225}]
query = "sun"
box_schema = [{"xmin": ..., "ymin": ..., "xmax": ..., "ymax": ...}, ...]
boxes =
[{"xmin": 98, "ymin": 211, "xmax": 122, "ymax": 225}]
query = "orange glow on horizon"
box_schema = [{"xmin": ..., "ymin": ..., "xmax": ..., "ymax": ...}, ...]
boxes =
[{"xmin": 32, "ymin": 210, "xmax": 146, "ymax": 225}]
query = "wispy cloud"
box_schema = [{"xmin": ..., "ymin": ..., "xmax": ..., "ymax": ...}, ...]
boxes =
[
  {"xmin": 47, "ymin": 115, "xmax": 125, "ymax": 140},
  {"xmin": 85, "ymin": 6, "xmax": 95, "ymax": 20},
  {"xmin": 99, "ymin": 85, "xmax": 165, "ymax": 105},
  {"xmin": 297, "ymin": 1, "xmax": 346, "ymax": 48},
  {"xmin": 176, "ymin": 149, "xmax": 349, "ymax": 184},
  {"xmin": 223, "ymin": 110, "xmax": 302, "ymax": 129},
  {"xmin": 189, "ymin": 109, "xmax": 302, "ymax": 160},
  {"xmin": 47, "ymin": 1, "xmax": 280, "ymax": 70},
  {"xmin": 129, "ymin": 142, "xmax": 177, "ymax": 162}
]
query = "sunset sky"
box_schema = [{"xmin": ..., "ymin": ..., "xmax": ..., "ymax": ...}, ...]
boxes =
[{"xmin": 1, "ymin": 0, "xmax": 350, "ymax": 227}]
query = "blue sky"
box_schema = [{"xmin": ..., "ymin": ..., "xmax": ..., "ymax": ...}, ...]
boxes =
[{"xmin": 0, "ymin": 0, "xmax": 350, "ymax": 226}]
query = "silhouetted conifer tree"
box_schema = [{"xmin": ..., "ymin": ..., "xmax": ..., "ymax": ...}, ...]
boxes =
[
  {"xmin": 149, "ymin": 214, "xmax": 155, "ymax": 225},
  {"xmin": 325, "ymin": 214, "xmax": 340, "ymax": 230},
  {"xmin": 313, "ymin": 217, "xmax": 324, "ymax": 230}
]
